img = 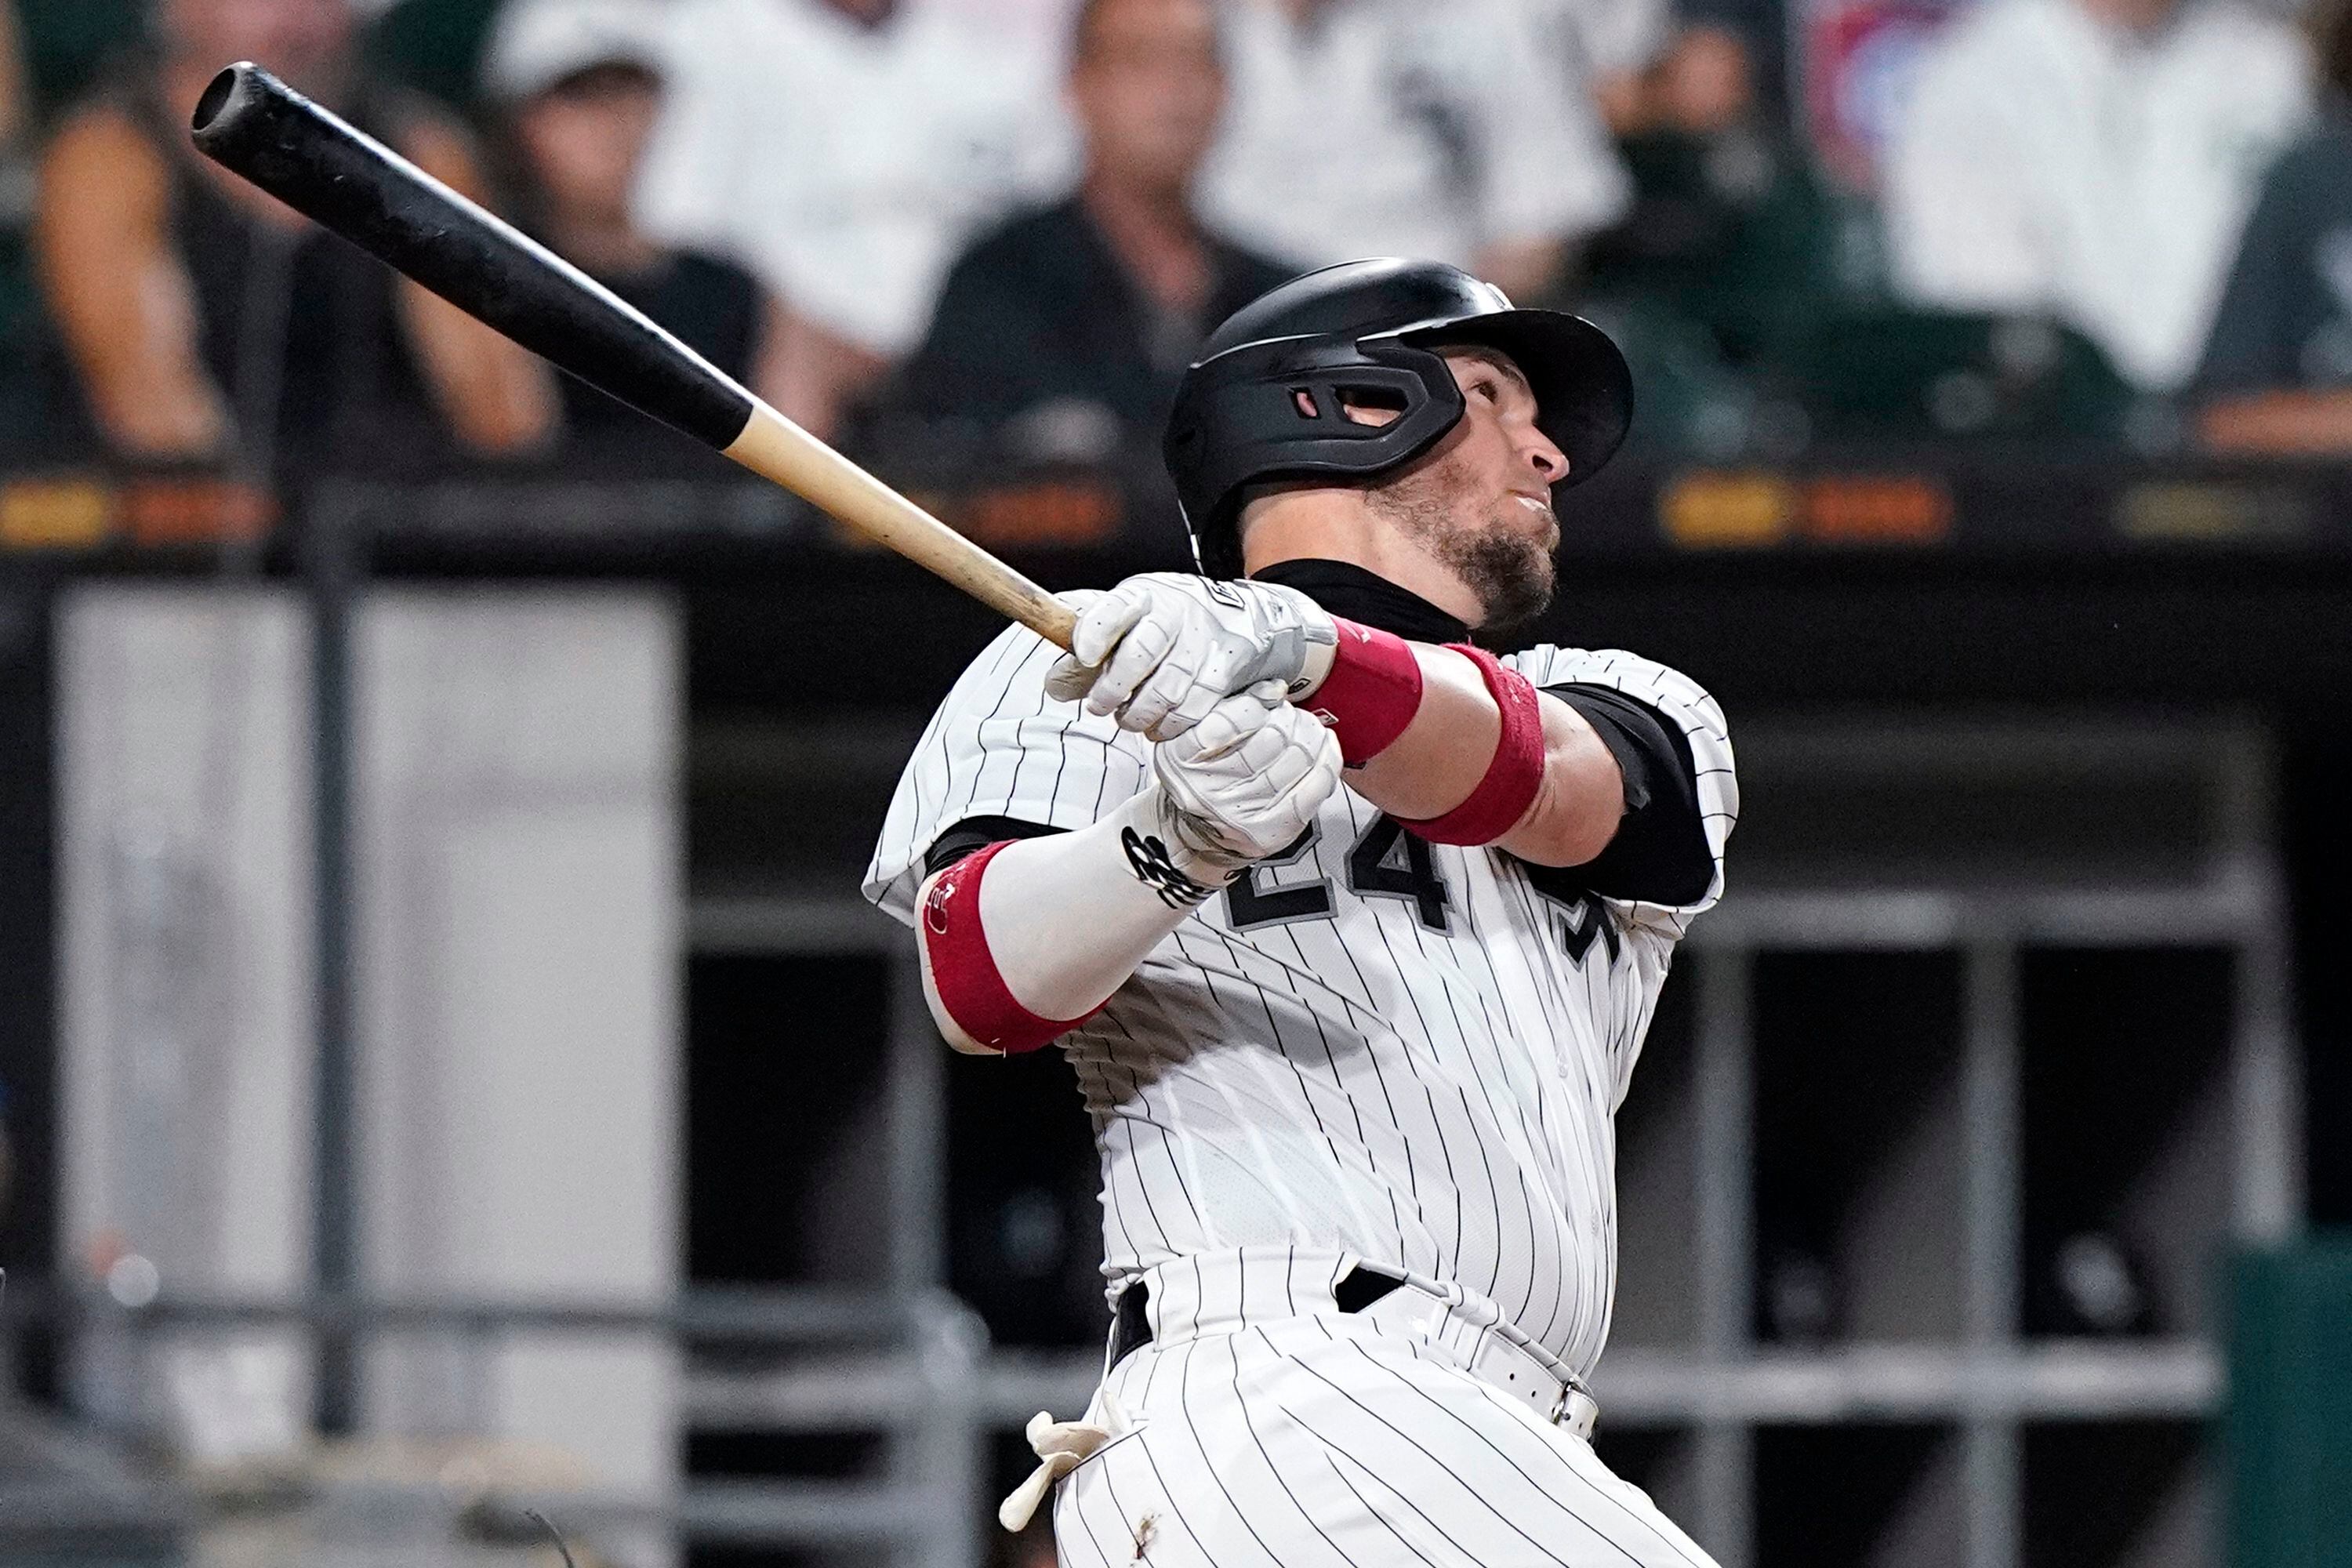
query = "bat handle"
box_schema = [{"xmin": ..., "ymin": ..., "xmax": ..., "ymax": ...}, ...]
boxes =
[{"xmin": 727, "ymin": 405, "xmax": 1079, "ymax": 651}]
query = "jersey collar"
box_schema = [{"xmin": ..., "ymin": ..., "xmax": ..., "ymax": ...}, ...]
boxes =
[{"xmin": 1247, "ymin": 558, "xmax": 1470, "ymax": 644}]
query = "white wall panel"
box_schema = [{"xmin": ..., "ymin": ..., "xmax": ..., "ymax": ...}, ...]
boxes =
[
  {"xmin": 355, "ymin": 590, "xmax": 681, "ymax": 1568},
  {"xmin": 56, "ymin": 587, "xmax": 313, "ymax": 1458},
  {"xmin": 57, "ymin": 586, "xmax": 682, "ymax": 1566}
]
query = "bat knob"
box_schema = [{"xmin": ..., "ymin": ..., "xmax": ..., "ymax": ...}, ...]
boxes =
[{"xmin": 191, "ymin": 61, "xmax": 274, "ymax": 142}]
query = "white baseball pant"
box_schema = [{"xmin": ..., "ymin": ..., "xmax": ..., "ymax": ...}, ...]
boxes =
[{"xmin": 1050, "ymin": 1248, "xmax": 1721, "ymax": 1568}]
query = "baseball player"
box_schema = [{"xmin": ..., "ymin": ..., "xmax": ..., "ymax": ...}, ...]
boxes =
[{"xmin": 865, "ymin": 258, "xmax": 1735, "ymax": 1566}]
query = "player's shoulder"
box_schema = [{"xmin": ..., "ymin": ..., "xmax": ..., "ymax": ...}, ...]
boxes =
[{"xmin": 1504, "ymin": 644, "xmax": 1726, "ymax": 728}]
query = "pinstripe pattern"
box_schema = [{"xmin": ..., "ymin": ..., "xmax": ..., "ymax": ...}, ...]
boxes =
[
  {"xmin": 1055, "ymin": 1264, "xmax": 1719, "ymax": 1567},
  {"xmin": 864, "ymin": 627, "xmax": 1737, "ymax": 1383}
]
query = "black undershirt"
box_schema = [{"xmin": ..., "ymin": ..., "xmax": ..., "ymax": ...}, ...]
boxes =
[
  {"xmin": 1531, "ymin": 686, "xmax": 1715, "ymax": 907},
  {"xmin": 926, "ymin": 561, "xmax": 1714, "ymax": 908},
  {"xmin": 927, "ymin": 813, "xmax": 1062, "ymax": 874},
  {"xmin": 1247, "ymin": 558, "xmax": 1471, "ymax": 644}
]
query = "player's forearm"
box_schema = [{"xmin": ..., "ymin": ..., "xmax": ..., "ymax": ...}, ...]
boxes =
[
  {"xmin": 1305, "ymin": 625, "xmax": 1625, "ymax": 865},
  {"xmin": 913, "ymin": 791, "xmax": 1210, "ymax": 1055},
  {"xmin": 919, "ymin": 681, "xmax": 1339, "ymax": 1053},
  {"xmin": 1348, "ymin": 644, "xmax": 1501, "ymax": 815}
]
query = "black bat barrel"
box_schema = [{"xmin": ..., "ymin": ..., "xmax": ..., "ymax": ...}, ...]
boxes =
[{"xmin": 191, "ymin": 61, "xmax": 756, "ymax": 451}]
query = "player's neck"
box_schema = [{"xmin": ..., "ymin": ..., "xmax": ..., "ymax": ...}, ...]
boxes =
[{"xmin": 1240, "ymin": 493, "xmax": 1486, "ymax": 627}]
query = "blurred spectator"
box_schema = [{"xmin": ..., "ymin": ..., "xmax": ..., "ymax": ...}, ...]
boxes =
[
  {"xmin": 1676, "ymin": 0, "xmax": 1788, "ymax": 122},
  {"xmin": 1600, "ymin": 20, "xmax": 1759, "ymax": 136},
  {"xmin": 485, "ymin": 0, "xmax": 791, "ymax": 452},
  {"xmin": 889, "ymin": 0, "xmax": 1291, "ymax": 468},
  {"xmin": 366, "ymin": 0, "xmax": 509, "ymax": 107},
  {"xmin": 1528, "ymin": 0, "xmax": 1669, "ymax": 115},
  {"xmin": 1524, "ymin": 0, "xmax": 1717, "ymax": 136},
  {"xmin": 0, "ymin": 5, "xmax": 58, "ymax": 463},
  {"xmin": 1195, "ymin": 0, "xmax": 1630, "ymax": 303},
  {"xmin": 1882, "ymin": 0, "xmax": 2310, "ymax": 393},
  {"xmin": 0, "ymin": 3, "xmax": 27, "ymax": 162},
  {"xmin": 2194, "ymin": 0, "xmax": 2352, "ymax": 452},
  {"xmin": 1538, "ymin": 0, "xmax": 1784, "ymax": 132},
  {"xmin": 34, "ymin": 0, "xmax": 557, "ymax": 469},
  {"xmin": 1580, "ymin": 23, "xmax": 1833, "ymax": 366},
  {"xmin": 934, "ymin": 0, "xmax": 1083, "ymax": 56},
  {"xmin": 637, "ymin": 0, "xmax": 1065, "ymax": 437}
]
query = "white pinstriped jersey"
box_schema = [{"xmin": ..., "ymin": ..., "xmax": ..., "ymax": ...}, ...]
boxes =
[{"xmin": 864, "ymin": 626, "xmax": 1737, "ymax": 1377}]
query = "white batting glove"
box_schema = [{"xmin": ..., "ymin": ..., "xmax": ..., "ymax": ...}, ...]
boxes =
[
  {"xmin": 1046, "ymin": 574, "xmax": 1339, "ymax": 741},
  {"xmin": 1120, "ymin": 681, "xmax": 1343, "ymax": 902}
]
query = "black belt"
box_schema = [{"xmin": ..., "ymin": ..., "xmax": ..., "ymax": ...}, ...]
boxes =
[{"xmin": 1109, "ymin": 1265, "xmax": 1405, "ymax": 1369}]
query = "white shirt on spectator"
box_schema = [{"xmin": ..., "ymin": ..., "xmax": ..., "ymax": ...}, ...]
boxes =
[
  {"xmin": 931, "ymin": 0, "xmax": 1080, "ymax": 60},
  {"xmin": 637, "ymin": 0, "xmax": 1069, "ymax": 354},
  {"xmin": 1882, "ymin": 0, "xmax": 2310, "ymax": 391},
  {"xmin": 1197, "ymin": 0, "xmax": 1631, "ymax": 274},
  {"xmin": 1526, "ymin": 0, "xmax": 1673, "ymax": 82}
]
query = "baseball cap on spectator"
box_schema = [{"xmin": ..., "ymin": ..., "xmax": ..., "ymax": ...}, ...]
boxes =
[{"xmin": 482, "ymin": 0, "xmax": 669, "ymax": 102}]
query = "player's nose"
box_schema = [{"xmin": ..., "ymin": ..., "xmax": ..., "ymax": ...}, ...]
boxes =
[{"xmin": 1524, "ymin": 429, "xmax": 1570, "ymax": 486}]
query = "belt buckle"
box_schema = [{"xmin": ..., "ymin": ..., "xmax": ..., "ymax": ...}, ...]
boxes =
[{"xmin": 1547, "ymin": 1386, "xmax": 1570, "ymax": 1425}]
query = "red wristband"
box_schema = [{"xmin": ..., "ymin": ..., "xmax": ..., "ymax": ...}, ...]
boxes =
[
  {"xmin": 920, "ymin": 840, "xmax": 1098, "ymax": 1054},
  {"xmin": 1308, "ymin": 619, "xmax": 1425, "ymax": 765},
  {"xmin": 1397, "ymin": 647, "xmax": 1547, "ymax": 846}
]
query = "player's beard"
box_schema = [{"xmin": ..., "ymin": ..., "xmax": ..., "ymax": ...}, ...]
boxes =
[{"xmin": 1368, "ymin": 457, "xmax": 1558, "ymax": 631}]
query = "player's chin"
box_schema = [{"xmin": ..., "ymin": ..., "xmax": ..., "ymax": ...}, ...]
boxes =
[
  {"xmin": 1460, "ymin": 525, "xmax": 1556, "ymax": 631},
  {"xmin": 1501, "ymin": 494, "xmax": 1563, "ymax": 557}
]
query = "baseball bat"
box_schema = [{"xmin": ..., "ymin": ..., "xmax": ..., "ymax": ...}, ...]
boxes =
[{"xmin": 189, "ymin": 61, "xmax": 1078, "ymax": 650}]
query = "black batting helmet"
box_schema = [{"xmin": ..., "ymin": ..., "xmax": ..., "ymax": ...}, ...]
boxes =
[{"xmin": 1163, "ymin": 258, "xmax": 1633, "ymax": 579}]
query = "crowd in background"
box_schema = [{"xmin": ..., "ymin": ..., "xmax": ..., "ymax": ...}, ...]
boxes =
[{"xmin": 4, "ymin": 0, "xmax": 2352, "ymax": 499}]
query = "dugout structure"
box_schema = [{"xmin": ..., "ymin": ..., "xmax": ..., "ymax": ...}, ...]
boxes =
[{"xmin": 1595, "ymin": 718, "xmax": 2295, "ymax": 1568}]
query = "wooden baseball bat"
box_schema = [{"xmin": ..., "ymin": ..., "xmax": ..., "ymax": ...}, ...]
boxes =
[{"xmin": 190, "ymin": 60, "xmax": 1078, "ymax": 650}]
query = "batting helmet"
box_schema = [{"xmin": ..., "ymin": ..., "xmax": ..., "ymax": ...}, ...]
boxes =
[{"xmin": 1163, "ymin": 258, "xmax": 1633, "ymax": 579}]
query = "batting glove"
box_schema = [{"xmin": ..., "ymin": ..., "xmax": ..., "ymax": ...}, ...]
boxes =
[
  {"xmin": 1130, "ymin": 681, "xmax": 1343, "ymax": 895},
  {"xmin": 1046, "ymin": 573, "xmax": 1339, "ymax": 741}
]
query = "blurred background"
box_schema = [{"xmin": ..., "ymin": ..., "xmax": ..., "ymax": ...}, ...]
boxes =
[{"xmin": 0, "ymin": 0, "xmax": 2347, "ymax": 1565}]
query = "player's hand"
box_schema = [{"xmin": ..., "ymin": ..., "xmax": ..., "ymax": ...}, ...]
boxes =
[
  {"xmin": 1141, "ymin": 681, "xmax": 1342, "ymax": 884},
  {"xmin": 1046, "ymin": 574, "xmax": 1338, "ymax": 741}
]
